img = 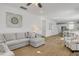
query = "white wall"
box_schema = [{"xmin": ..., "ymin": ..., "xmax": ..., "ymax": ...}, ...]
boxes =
[
  {"xmin": 0, "ymin": 5, "xmax": 42, "ymax": 34},
  {"xmin": 46, "ymin": 19, "xmax": 60, "ymax": 37},
  {"xmin": 0, "ymin": 4, "xmax": 60, "ymax": 36}
]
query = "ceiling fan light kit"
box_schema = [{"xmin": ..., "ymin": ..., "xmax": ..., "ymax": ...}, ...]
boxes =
[{"xmin": 26, "ymin": 3, "xmax": 42, "ymax": 8}]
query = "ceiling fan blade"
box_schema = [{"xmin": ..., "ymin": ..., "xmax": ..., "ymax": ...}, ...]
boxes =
[
  {"xmin": 27, "ymin": 3, "xmax": 32, "ymax": 6},
  {"xmin": 20, "ymin": 6, "xmax": 27, "ymax": 10},
  {"xmin": 38, "ymin": 3, "xmax": 42, "ymax": 8}
]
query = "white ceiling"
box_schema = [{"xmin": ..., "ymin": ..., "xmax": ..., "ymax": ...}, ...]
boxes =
[{"xmin": 1, "ymin": 3, "xmax": 79, "ymax": 23}]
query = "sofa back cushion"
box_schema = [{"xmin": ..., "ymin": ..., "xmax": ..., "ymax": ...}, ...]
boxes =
[
  {"xmin": 16, "ymin": 33, "xmax": 26, "ymax": 39},
  {"xmin": 4, "ymin": 33, "xmax": 16, "ymax": 41},
  {"xmin": 25, "ymin": 32, "xmax": 41, "ymax": 38},
  {"xmin": 0, "ymin": 34, "xmax": 5, "ymax": 43}
]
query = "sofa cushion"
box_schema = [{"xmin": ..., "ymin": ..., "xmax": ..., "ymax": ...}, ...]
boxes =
[
  {"xmin": 6, "ymin": 38, "xmax": 29, "ymax": 46},
  {"xmin": 0, "ymin": 34, "xmax": 5, "ymax": 43},
  {"xmin": 16, "ymin": 33, "xmax": 26, "ymax": 39},
  {"xmin": 0, "ymin": 43, "xmax": 6, "ymax": 54},
  {"xmin": 4, "ymin": 33, "xmax": 16, "ymax": 41},
  {"xmin": 30, "ymin": 38, "xmax": 45, "ymax": 43},
  {"xmin": 30, "ymin": 38, "xmax": 45, "ymax": 47}
]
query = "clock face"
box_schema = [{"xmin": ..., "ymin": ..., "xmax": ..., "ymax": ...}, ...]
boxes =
[{"xmin": 11, "ymin": 17, "xmax": 18, "ymax": 24}]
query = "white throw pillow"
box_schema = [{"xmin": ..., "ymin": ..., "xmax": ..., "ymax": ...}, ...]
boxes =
[
  {"xmin": 35, "ymin": 34, "xmax": 42, "ymax": 38},
  {"xmin": 25, "ymin": 32, "xmax": 31, "ymax": 38},
  {"xmin": 31, "ymin": 32, "xmax": 36, "ymax": 38},
  {"xmin": 16, "ymin": 33, "xmax": 26, "ymax": 39},
  {"xmin": 4, "ymin": 33, "xmax": 16, "ymax": 41}
]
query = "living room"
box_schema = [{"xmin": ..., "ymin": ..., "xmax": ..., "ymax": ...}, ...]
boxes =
[{"xmin": 1, "ymin": 3, "xmax": 79, "ymax": 56}]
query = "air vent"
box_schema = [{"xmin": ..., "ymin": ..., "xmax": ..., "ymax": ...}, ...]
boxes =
[{"xmin": 20, "ymin": 6, "xmax": 27, "ymax": 10}]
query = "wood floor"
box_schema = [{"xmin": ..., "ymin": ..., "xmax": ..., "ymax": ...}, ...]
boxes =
[{"xmin": 13, "ymin": 35, "xmax": 78, "ymax": 56}]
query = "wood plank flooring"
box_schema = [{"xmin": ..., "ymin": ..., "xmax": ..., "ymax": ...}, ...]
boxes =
[{"xmin": 13, "ymin": 35, "xmax": 78, "ymax": 56}]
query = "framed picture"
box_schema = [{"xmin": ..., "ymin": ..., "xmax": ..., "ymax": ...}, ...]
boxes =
[{"xmin": 6, "ymin": 12, "xmax": 22, "ymax": 28}]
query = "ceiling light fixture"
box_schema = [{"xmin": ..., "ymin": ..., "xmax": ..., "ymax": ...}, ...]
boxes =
[
  {"xmin": 34, "ymin": 3, "xmax": 38, "ymax": 7},
  {"xmin": 26, "ymin": 3, "xmax": 42, "ymax": 8}
]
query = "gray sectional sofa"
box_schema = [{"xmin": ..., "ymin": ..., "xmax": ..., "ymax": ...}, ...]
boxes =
[
  {"xmin": 0, "ymin": 32, "xmax": 45, "ymax": 56},
  {"xmin": 0, "ymin": 32, "xmax": 29, "ymax": 50}
]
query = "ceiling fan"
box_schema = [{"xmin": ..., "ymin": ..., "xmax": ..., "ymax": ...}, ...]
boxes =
[
  {"xmin": 20, "ymin": 3, "xmax": 42, "ymax": 10},
  {"xmin": 26, "ymin": 3, "xmax": 42, "ymax": 8}
]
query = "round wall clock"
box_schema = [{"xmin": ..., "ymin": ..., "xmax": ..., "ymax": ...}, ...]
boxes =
[{"xmin": 11, "ymin": 17, "xmax": 19, "ymax": 24}]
